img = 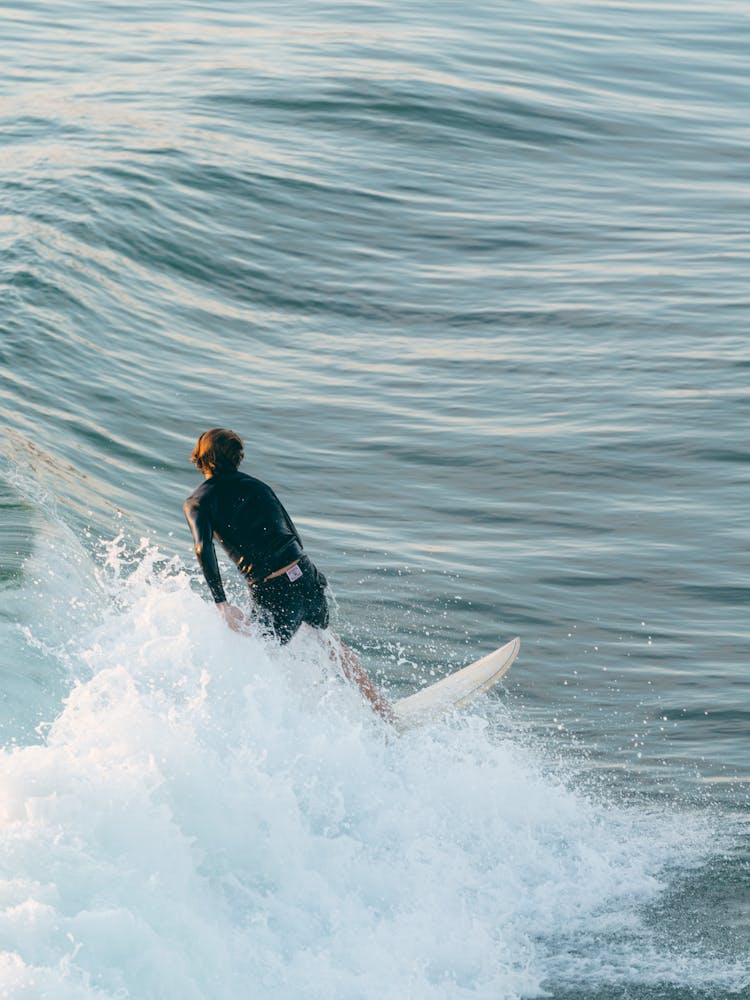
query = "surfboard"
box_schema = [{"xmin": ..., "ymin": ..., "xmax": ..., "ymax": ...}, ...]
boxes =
[{"xmin": 392, "ymin": 636, "xmax": 520, "ymax": 731}]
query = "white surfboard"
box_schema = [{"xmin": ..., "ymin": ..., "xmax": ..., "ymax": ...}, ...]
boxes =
[{"xmin": 392, "ymin": 637, "xmax": 520, "ymax": 731}]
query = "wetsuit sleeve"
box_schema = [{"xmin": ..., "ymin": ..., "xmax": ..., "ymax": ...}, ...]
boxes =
[{"xmin": 183, "ymin": 495, "xmax": 227, "ymax": 604}]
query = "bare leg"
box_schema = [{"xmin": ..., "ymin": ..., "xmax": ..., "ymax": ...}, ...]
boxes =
[{"xmin": 319, "ymin": 631, "xmax": 395, "ymax": 722}]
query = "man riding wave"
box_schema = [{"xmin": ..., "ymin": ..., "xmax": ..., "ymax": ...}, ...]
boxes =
[{"xmin": 184, "ymin": 428, "xmax": 393, "ymax": 720}]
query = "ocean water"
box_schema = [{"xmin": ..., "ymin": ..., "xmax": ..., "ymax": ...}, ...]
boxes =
[{"xmin": 1, "ymin": 0, "xmax": 748, "ymax": 996}]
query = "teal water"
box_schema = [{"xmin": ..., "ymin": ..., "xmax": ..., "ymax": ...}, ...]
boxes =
[{"xmin": 1, "ymin": 2, "xmax": 748, "ymax": 997}]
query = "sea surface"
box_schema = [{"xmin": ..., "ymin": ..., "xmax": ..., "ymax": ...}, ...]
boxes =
[{"xmin": 1, "ymin": 1, "xmax": 748, "ymax": 997}]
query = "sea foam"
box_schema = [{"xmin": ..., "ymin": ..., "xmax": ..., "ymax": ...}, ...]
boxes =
[{"xmin": 0, "ymin": 538, "xmax": 737, "ymax": 998}]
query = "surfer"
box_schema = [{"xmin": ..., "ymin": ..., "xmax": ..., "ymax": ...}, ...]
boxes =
[{"xmin": 184, "ymin": 428, "xmax": 394, "ymax": 721}]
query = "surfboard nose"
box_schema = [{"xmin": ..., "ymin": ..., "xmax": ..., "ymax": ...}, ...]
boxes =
[{"xmin": 393, "ymin": 636, "xmax": 521, "ymax": 731}]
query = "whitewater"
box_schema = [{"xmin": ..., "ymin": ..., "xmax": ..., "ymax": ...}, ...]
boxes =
[{"xmin": 0, "ymin": 486, "xmax": 743, "ymax": 999}]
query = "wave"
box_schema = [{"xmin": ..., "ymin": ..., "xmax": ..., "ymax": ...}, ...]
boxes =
[{"xmin": 0, "ymin": 520, "xmax": 743, "ymax": 997}]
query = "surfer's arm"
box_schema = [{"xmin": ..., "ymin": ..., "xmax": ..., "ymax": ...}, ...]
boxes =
[{"xmin": 183, "ymin": 496, "xmax": 227, "ymax": 604}]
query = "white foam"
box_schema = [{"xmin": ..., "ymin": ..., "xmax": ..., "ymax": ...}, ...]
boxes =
[{"xmin": 0, "ymin": 541, "xmax": 742, "ymax": 998}]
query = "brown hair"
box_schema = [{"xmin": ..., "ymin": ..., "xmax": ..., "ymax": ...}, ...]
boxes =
[{"xmin": 190, "ymin": 428, "xmax": 244, "ymax": 475}]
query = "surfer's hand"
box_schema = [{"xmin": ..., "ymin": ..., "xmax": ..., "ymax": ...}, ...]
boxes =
[{"xmin": 217, "ymin": 602, "xmax": 248, "ymax": 633}]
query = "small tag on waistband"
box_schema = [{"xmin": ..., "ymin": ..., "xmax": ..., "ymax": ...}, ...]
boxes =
[{"xmin": 286, "ymin": 563, "xmax": 303, "ymax": 582}]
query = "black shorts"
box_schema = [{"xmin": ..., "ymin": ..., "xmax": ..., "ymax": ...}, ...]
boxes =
[{"xmin": 250, "ymin": 555, "xmax": 330, "ymax": 644}]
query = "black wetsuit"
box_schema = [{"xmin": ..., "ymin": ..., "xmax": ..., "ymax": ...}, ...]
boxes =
[{"xmin": 183, "ymin": 469, "xmax": 329, "ymax": 643}]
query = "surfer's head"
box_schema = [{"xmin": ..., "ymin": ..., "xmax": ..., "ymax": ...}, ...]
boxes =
[{"xmin": 190, "ymin": 428, "xmax": 244, "ymax": 476}]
